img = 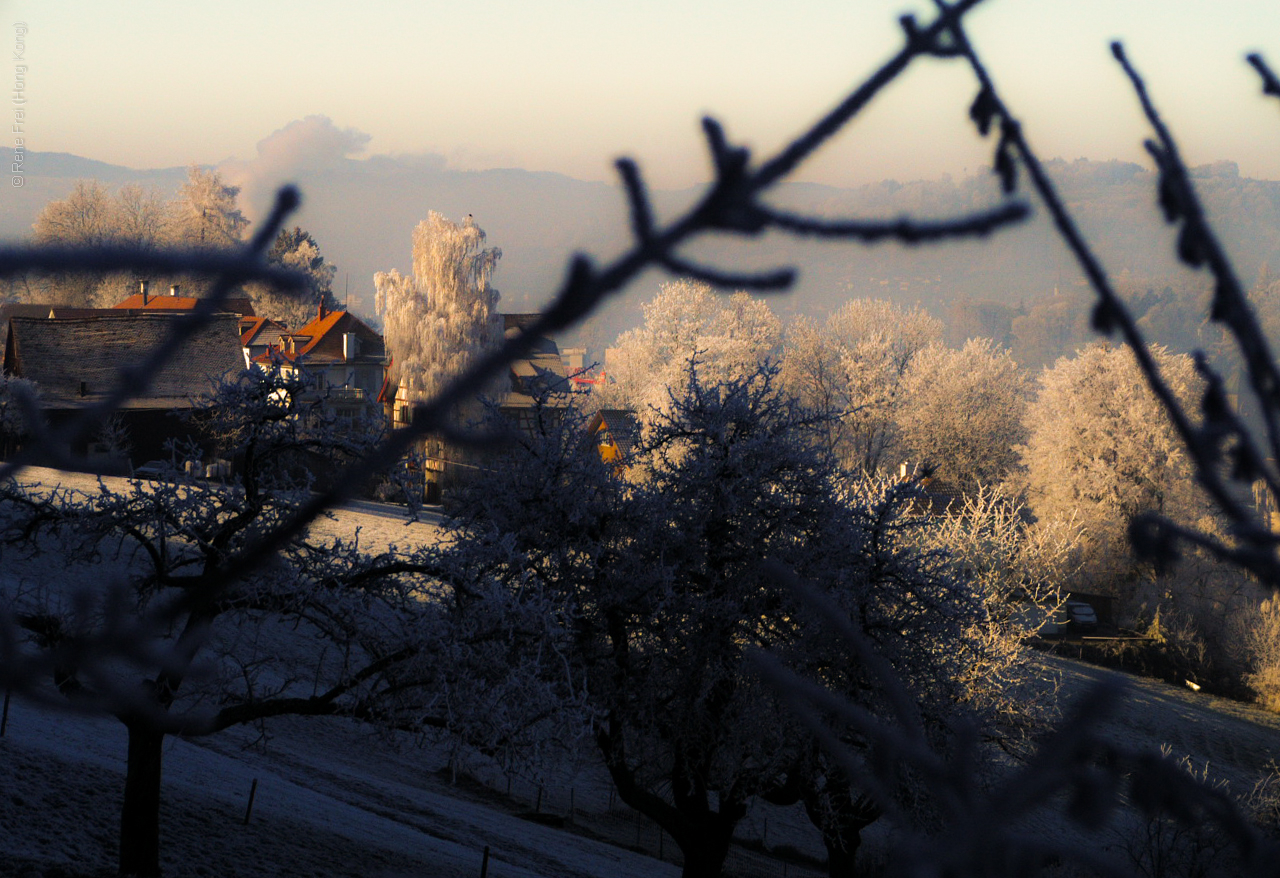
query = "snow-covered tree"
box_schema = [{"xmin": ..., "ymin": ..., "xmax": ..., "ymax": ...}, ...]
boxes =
[
  {"xmin": 1019, "ymin": 343, "xmax": 1214, "ymax": 595},
  {"xmin": 897, "ymin": 337, "xmax": 1029, "ymax": 491},
  {"xmin": 443, "ymin": 363, "xmax": 1026, "ymax": 878},
  {"xmin": 921, "ymin": 486, "xmax": 1079, "ymax": 728},
  {"xmin": 781, "ymin": 298, "xmax": 942, "ymax": 475},
  {"xmin": 594, "ymin": 280, "xmax": 781, "ymax": 417},
  {"xmin": 171, "ymin": 165, "xmax": 250, "ymax": 250},
  {"xmin": 0, "ymin": 374, "xmax": 38, "ymax": 458},
  {"xmin": 30, "ymin": 180, "xmax": 121, "ymax": 306},
  {"xmin": 111, "ymin": 183, "xmax": 173, "ymax": 252},
  {"xmin": 31, "ymin": 180, "xmax": 116, "ymax": 250},
  {"xmin": 375, "ymin": 212, "xmax": 502, "ymax": 408},
  {"xmin": 250, "ymin": 226, "xmax": 340, "ymax": 328},
  {"xmin": 27, "ymin": 170, "xmax": 252, "ymax": 307},
  {"xmin": 0, "ymin": 368, "xmax": 455, "ymax": 878}
]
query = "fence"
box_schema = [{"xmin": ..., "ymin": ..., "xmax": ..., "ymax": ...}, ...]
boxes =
[{"xmin": 458, "ymin": 762, "xmax": 831, "ymax": 878}]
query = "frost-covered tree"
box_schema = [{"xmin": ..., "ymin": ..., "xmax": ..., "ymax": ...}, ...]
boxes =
[
  {"xmin": 1019, "ymin": 343, "xmax": 1213, "ymax": 595},
  {"xmin": 111, "ymin": 183, "xmax": 173, "ymax": 253},
  {"xmin": 172, "ymin": 165, "xmax": 250, "ymax": 250},
  {"xmin": 31, "ymin": 180, "xmax": 122, "ymax": 306},
  {"xmin": 594, "ymin": 280, "xmax": 781, "ymax": 417},
  {"xmin": 375, "ymin": 213, "xmax": 502, "ymax": 409},
  {"xmin": 0, "ymin": 368, "xmax": 455, "ymax": 878},
  {"xmin": 921, "ymin": 487, "xmax": 1079, "ymax": 726},
  {"xmin": 0, "ymin": 374, "xmax": 38, "ymax": 458},
  {"xmin": 31, "ymin": 180, "xmax": 116, "ymax": 250},
  {"xmin": 250, "ymin": 226, "xmax": 340, "ymax": 328},
  {"xmin": 444, "ymin": 363, "xmax": 1026, "ymax": 878},
  {"xmin": 781, "ymin": 298, "xmax": 942, "ymax": 475},
  {"xmin": 27, "ymin": 170, "xmax": 251, "ymax": 307},
  {"xmin": 897, "ymin": 337, "xmax": 1029, "ymax": 491}
]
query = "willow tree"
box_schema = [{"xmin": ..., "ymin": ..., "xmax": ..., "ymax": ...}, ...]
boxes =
[{"xmin": 375, "ymin": 213, "xmax": 503, "ymax": 411}]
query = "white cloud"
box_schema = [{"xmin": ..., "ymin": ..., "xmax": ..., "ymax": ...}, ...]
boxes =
[{"xmin": 221, "ymin": 116, "xmax": 372, "ymax": 220}]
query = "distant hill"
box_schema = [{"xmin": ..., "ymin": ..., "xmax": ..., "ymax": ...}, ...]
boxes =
[{"xmin": 3, "ymin": 149, "xmax": 1278, "ymax": 351}]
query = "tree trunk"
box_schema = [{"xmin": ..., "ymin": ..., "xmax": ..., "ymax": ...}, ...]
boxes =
[
  {"xmin": 677, "ymin": 822, "xmax": 735, "ymax": 878},
  {"xmin": 824, "ymin": 834, "xmax": 861, "ymax": 878},
  {"xmin": 801, "ymin": 771, "xmax": 879, "ymax": 878},
  {"xmin": 119, "ymin": 723, "xmax": 165, "ymax": 877}
]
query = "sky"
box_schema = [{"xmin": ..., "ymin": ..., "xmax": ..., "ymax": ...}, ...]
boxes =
[{"xmin": 4, "ymin": 0, "xmax": 1280, "ymax": 191}]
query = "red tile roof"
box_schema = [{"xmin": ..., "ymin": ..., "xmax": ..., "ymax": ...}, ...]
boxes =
[
  {"xmin": 283, "ymin": 305, "xmax": 384, "ymax": 361},
  {"xmin": 114, "ymin": 294, "xmax": 256, "ymax": 316}
]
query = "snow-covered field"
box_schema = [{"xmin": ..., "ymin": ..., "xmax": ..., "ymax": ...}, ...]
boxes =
[
  {"xmin": 0, "ymin": 698, "xmax": 691, "ymax": 878},
  {"xmin": 6, "ymin": 468, "xmax": 1280, "ymax": 877}
]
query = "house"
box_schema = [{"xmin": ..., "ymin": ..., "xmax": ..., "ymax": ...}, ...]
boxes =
[
  {"xmin": 386, "ymin": 313, "xmax": 573, "ymax": 501},
  {"xmin": 239, "ymin": 316, "xmax": 290, "ymax": 368},
  {"xmin": 2, "ymin": 311, "xmax": 245, "ymax": 469},
  {"xmin": 497, "ymin": 313, "xmax": 572, "ymax": 435},
  {"xmin": 894, "ymin": 463, "xmax": 968, "ymax": 516},
  {"xmin": 584, "ymin": 408, "xmax": 641, "ymax": 473},
  {"xmin": 269, "ymin": 303, "xmax": 387, "ymax": 425},
  {"xmin": 389, "ymin": 313, "xmax": 573, "ymax": 433}
]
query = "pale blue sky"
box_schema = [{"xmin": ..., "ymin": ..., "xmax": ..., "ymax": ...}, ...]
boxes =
[{"xmin": 6, "ymin": 0, "xmax": 1280, "ymax": 188}]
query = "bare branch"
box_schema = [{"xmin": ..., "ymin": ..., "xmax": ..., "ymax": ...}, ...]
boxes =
[{"xmin": 1248, "ymin": 53, "xmax": 1280, "ymax": 101}]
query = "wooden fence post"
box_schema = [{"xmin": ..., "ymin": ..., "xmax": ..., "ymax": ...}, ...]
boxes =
[{"xmin": 242, "ymin": 778, "xmax": 259, "ymax": 825}]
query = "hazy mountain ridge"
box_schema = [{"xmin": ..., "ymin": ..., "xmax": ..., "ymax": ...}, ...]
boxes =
[{"xmin": 3, "ymin": 149, "xmax": 1278, "ymax": 346}]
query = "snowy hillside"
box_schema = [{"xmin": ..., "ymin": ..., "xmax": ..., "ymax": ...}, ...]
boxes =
[{"xmin": 7, "ymin": 470, "xmax": 1280, "ymax": 877}]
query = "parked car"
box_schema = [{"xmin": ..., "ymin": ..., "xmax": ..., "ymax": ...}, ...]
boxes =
[
  {"xmin": 132, "ymin": 460, "xmax": 173, "ymax": 481},
  {"xmin": 1055, "ymin": 600, "xmax": 1098, "ymax": 633}
]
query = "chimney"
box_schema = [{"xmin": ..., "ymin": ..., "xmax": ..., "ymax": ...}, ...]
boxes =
[
  {"xmin": 139, "ymin": 280, "xmax": 149, "ymax": 305},
  {"xmin": 318, "ymin": 301, "xmax": 327, "ymax": 321},
  {"xmin": 169, "ymin": 284, "xmax": 179, "ymax": 297}
]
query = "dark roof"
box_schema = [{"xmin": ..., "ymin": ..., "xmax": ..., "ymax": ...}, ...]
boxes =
[
  {"xmin": 5, "ymin": 312, "xmax": 245, "ymax": 407},
  {"xmin": 1, "ymin": 303, "xmax": 56, "ymax": 356},
  {"xmin": 0, "ymin": 303, "xmax": 59, "ymax": 322},
  {"xmin": 240, "ymin": 316, "xmax": 289, "ymax": 349},
  {"xmin": 585, "ymin": 409, "xmax": 642, "ymax": 459},
  {"xmin": 47, "ymin": 308, "xmax": 122, "ymax": 319},
  {"xmin": 501, "ymin": 324, "xmax": 570, "ymax": 408},
  {"xmin": 906, "ymin": 476, "xmax": 966, "ymax": 516}
]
